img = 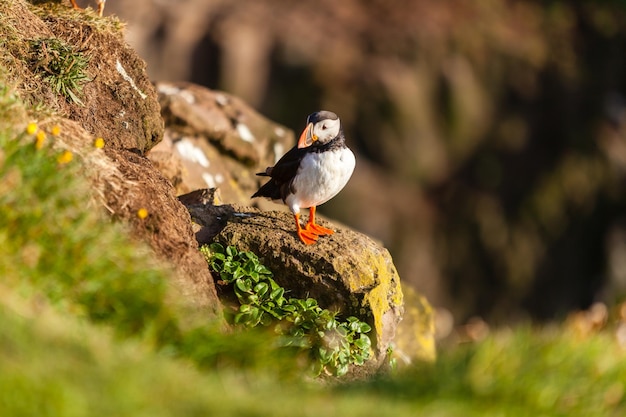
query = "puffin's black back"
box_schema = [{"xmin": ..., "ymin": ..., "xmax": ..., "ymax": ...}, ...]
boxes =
[{"xmin": 251, "ymin": 110, "xmax": 345, "ymax": 202}]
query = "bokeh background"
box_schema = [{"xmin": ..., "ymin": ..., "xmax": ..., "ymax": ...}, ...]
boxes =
[{"xmin": 103, "ymin": 0, "xmax": 626, "ymax": 327}]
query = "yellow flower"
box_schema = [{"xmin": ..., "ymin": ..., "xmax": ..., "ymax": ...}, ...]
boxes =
[
  {"xmin": 57, "ymin": 150, "xmax": 73, "ymax": 164},
  {"xmin": 51, "ymin": 125, "xmax": 61, "ymax": 136},
  {"xmin": 35, "ymin": 130, "xmax": 46, "ymax": 149},
  {"xmin": 26, "ymin": 122, "xmax": 37, "ymax": 135},
  {"xmin": 137, "ymin": 208, "xmax": 149, "ymax": 219},
  {"xmin": 94, "ymin": 137, "xmax": 105, "ymax": 149}
]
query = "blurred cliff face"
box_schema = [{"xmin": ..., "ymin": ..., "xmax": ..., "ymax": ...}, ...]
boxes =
[{"xmin": 108, "ymin": 0, "xmax": 626, "ymax": 323}]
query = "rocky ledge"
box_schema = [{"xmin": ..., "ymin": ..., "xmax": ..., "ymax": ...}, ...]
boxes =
[{"xmin": 184, "ymin": 193, "xmax": 405, "ymax": 371}]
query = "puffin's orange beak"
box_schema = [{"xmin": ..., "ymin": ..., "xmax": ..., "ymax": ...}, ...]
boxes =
[{"xmin": 297, "ymin": 123, "xmax": 317, "ymax": 148}]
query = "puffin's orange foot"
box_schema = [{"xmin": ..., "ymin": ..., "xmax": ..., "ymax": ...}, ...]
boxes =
[
  {"xmin": 297, "ymin": 229, "xmax": 319, "ymax": 245},
  {"xmin": 306, "ymin": 223, "xmax": 334, "ymax": 236}
]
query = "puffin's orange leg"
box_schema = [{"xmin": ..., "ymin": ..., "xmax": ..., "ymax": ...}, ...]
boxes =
[
  {"xmin": 305, "ymin": 206, "xmax": 334, "ymax": 236},
  {"xmin": 70, "ymin": 0, "xmax": 80, "ymax": 9},
  {"xmin": 295, "ymin": 213, "xmax": 318, "ymax": 245}
]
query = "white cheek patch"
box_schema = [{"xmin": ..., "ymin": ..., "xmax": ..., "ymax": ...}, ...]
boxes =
[{"xmin": 315, "ymin": 119, "xmax": 341, "ymax": 143}]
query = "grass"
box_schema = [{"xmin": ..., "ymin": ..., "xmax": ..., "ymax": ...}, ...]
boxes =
[
  {"xmin": 0, "ymin": 118, "xmax": 171, "ymax": 337},
  {"xmin": 3, "ymin": 286, "xmax": 625, "ymax": 417},
  {"xmin": 1, "ymin": 289, "xmax": 420, "ymax": 417},
  {"xmin": 27, "ymin": 37, "xmax": 90, "ymax": 104},
  {"xmin": 354, "ymin": 327, "xmax": 626, "ymax": 416}
]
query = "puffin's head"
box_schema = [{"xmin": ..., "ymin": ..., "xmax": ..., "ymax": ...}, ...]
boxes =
[{"xmin": 297, "ymin": 111, "xmax": 341, "ymax": 148}]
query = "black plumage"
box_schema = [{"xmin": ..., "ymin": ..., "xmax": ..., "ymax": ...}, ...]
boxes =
[{"xmin": 252, "ymin": 146, "xmax": 308, "ymax": 202}]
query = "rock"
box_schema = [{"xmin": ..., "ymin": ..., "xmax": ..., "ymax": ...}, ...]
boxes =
[
  {"xmin": 179, "ymin": 188, "xmax": 234, "ymax": 244},
  {"xmin": 148, "ymin": 81, "xmax": 294, "ymax": 203},
  {"xmin": 392, "ymin": 286, "xmax": 436, "ymax": 365},
  {"xmin": 145, "ymin": 134, "xmax": 185, "ymax": 190},
  {"xmin": 184, "ymin": 195, "xmax": 415, "ymax": 373}
]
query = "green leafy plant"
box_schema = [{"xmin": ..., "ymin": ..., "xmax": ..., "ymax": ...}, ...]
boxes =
[
  {"xmin": 28, "ymin": 38, "xmax": 90, "ymax": 104},
  {"xmin": 201, "ymin": 243, "xmax": 372, "ymax": 376}
]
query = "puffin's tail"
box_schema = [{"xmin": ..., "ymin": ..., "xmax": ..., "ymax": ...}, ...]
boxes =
[{"xmin": 251, "ymin": 179, "xmax": 282, "ymax": 200}]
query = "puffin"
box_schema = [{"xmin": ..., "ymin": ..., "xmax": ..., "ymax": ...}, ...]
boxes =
[{"xmin": 252, "ymin": 111, "xmax": 355, "ymax": 245}]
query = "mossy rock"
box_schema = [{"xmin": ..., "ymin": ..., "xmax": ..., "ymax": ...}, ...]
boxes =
[{"xmin": 196, "ymin": 203, "xmax": 433, "ymax": 372}]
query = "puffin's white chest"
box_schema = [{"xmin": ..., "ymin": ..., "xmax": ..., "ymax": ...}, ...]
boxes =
[{"xmin": 286, "ymin": 148, "xmax": 355, "ymax": 211}]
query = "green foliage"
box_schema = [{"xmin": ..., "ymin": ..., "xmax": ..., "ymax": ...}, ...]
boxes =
[
  {"xmin": 4, "ymin": 290, "xmax": 626, "ymax": 417},
  {"xmin": 0, "ymin": 292, "xmax": 310, "ymax": 417},
  {"xmin": 202, "ymin": 243, "xmax": 372, "ymax": 376},
  {"xmin": 0, "ymin": 124, "xmax": 170, "ymax": 338},
  {"xmin": 27, "ymin": 38, "xmax": 90, "ymax": 104},
  {"xmin": 347, "ymin": 327, "xmax": 626, "ymax": 417}
]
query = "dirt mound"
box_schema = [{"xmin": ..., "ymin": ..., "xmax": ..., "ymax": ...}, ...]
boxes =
[{"xmin": 1, "ymin": 0, "xmax": 221, "ymax": 316}]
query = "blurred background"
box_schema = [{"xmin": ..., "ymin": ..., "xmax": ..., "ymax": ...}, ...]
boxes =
[{"xmin": 103, "ymin": 0, "xmax": 626, "ymax": 328}]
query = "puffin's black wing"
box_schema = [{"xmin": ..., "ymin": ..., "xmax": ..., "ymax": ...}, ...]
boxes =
[
  {"xmin": 251, "ymin": 179, "xmax": 282, "ymax": 200},
  {"xmin": 251, "ymin": 145, "xmax": 308, "ymax": 200},
  {"xmin": 263, "ymin": 146, "xmax": 308, "ymax": 182}
]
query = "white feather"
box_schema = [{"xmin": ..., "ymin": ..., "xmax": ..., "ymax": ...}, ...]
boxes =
[{"xmin": 285, "ymin": 147, "xmax": 355, "ymax": 214}]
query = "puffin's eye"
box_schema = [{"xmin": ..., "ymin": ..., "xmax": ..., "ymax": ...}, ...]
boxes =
[{"xmin": 321, "ymin": 124, "xmax": 327, "ymax": 130}]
